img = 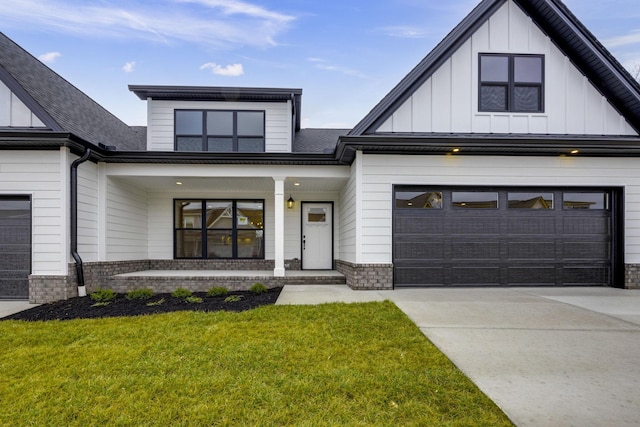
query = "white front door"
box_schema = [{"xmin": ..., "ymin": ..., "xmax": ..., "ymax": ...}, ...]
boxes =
[{"xmin": 302, "ymin": 202, "xmax": 333, "ymax": 269}]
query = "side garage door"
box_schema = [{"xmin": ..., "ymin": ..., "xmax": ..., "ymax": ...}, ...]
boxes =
[
  {"xmin": 0, "ymin": 196, "xmax": 31, "ymax": 299},
  {"xmin": 393, "ymin": 187, "xmax": 618, "ymax": 287}
]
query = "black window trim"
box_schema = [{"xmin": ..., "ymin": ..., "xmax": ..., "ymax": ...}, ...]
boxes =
[
  {"xmin": 173, "ymin": 198, "xmax": 265, "ymax": 260},
  {"xmin": 478, "ymin": 53, "xmax": 545, "ymax": 113},
  {"xmin": 174, "ymin": 109, "xmax": 266, "ymax": 152}
]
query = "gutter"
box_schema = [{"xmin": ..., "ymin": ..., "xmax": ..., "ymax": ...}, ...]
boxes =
[{"xmin": 70, "ymin": 148, "xmax": 91, "ymax": 297}]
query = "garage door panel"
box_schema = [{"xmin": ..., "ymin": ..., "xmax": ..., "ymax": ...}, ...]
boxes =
[
  {"xmin": 0, "ymin": 197, "xmax": 31, "ymax": 299},
  {"xmin": 507, "ymin": 266, "xmax": 556, "ymax": 284},
  {"xmin": 393, "ymin": 187, "xmax": 614, "ymax": 287},
  {"xmin": 451, "ymin": 241, "xmax": 500, "ymax": 260},
  {"xmin": 394, "ymin": 216, "xmax": 444, "ymax": 233},
  {"xmin": 562, "ymin": 241, "xmax": 610, "ymax": 260},
  {"xmin": 563, "ymin": 217, "xmax": 609, "ymax": 234},
  {"xmin": 562, "ymin": 266, "xmax": 610, "ymax": 285},
  {"xmin": 395, "ymin": 267, "xmax": 444, "ymax": 286},
  {"xmin": 452, "ymin": 267, "xmax": 500, "ymax": 284},
  {"xmin": 395, "ymin": 241, "xmax": 445, "ymax": 260},
  {"xmin": 451, "ymin": 219, "xmax": 500, "ymax": 235},
  {"xmin": 507, "ymin": 241, "xmax": 556, "ymax": 260},
  {"xmin": 507, "ymin": 217, "xmax": 556, "ymax": 234}
]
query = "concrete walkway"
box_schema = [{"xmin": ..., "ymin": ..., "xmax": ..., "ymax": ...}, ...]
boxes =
[
  {"xmin": 0, "ymin": 300, "xmax": 34, "ymax": 318},
  {"xmin": 277, "ymin": 285, "xmax": 640, "ymax": 427}
]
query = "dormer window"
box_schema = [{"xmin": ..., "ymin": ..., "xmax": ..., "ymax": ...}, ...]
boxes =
[
  {"xmin": 479, "ymin": 54, "xmax": 544, "ymax": 113},
  {"xmin": 175, "ymin": 110, "xmax": 265, "ymax": 152}
]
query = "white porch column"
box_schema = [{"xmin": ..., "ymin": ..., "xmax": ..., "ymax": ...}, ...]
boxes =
[{"xmin": 273, "ymin": 177, "xmax": 286, "ymax": 277}]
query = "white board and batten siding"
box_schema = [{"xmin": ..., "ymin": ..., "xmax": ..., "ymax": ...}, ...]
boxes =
[
  {"xmin": 377, "ymin": 0, "xmax": 638, "ymax": 136},
  {"xmin": 359, "ymin": 154, "xmax": 640, "ymax": 266},
  {"xmin": 147, "ymin": 100, "xmax": 293, "ymax": 152},
  {"xmin": 0, "ymin": 81, "xmax": 47, "ymax": 128}
]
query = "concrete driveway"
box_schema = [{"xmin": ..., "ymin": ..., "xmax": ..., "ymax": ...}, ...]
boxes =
[{"xmin": 277, "ymin": 285, "xmax": 640, "ymax": 426}]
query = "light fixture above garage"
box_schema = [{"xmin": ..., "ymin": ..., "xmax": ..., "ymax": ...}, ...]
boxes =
[
  {"xmin": 452, "ymin": 148, "xmax": 460, "ymax": 153},
  {"xmin": 176, "ymin": 181, "xmax": 183, "ymax": 185},
  {"xmin": 570, "ymin": 149, "xmax": 579, "ymax": 155}
]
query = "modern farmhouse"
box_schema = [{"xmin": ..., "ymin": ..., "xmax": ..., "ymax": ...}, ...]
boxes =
[{"xmin": 1, "ymin": 0, "xmax": 640, "ymax": 303}]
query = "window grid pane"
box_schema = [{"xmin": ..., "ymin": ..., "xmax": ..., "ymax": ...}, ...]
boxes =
[
  {"xmin": 452, "ymin": 192, "xmax": 498, "ymax": 209},
  {"xmin": 206, "ymin": 111, "xmax": 233, "ymax": 135},
  {"xmin": 395, "ymin": 191, "xmax": 443, "ymax": 209},
  {"xmin": 175, "ymin": 111, "xmax": 203, "ymax": 134},
  {"xmin": 508, "ymin": 193, "xmax": 553, "ymax": 209},
  {"xmin": 480, "ymin": 86, "xmax": 508, "ymax": 111},
  {"xmin": 237, "ymin": 112, "xmax": 264, "ymax": 136},
  {"xmin": 513, "ymin": 86, "xmax": 541, "ymax": 112},
  {"xmin": 480, "ymin": 56, "xmax": 509, "ymax": 82}
]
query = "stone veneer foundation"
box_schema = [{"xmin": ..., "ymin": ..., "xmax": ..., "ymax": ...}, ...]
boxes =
[
  {"xmin": 335, "ymin": 260, "xmax": 393, "ymax": 290},
  {"xmin": 624, "ymin": 264, "xmax": 640, "ymax": 289},
  {"xmin": 28, "ymin": 258, "xmax": 306, "ymax": 303}
]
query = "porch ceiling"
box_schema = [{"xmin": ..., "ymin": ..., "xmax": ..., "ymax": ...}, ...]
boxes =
[{"xmin": 112, "ymin": 176, "xmax": 348, "ymax": 193}]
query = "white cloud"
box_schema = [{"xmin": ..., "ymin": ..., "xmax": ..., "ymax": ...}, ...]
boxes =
[
  {"xmin": 0, "ymin": 0, "xmax": 295, "ymax": 49},
  {"xmin": 604, "ymin": 30, "xmax": 640, "ymax": 48},
  {"xmin": 381, "ymin": 26, "xmax": 428, "ymax": 39},
  {"xmin": 200, "ymin": 62, "xmax": 244, "ymax": 76},
  {"xmin": 307, "ymin": 58, "xmax": 369, "ymax": 80},
  {"xmin": 122, "ymin": 61, "xmax": 136, "ymax": 73},
  {"xmin": 38, "ymin": 51, "xmax": 61, "ymax": 63}
]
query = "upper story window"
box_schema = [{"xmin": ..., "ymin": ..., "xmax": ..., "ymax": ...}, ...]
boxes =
[
  {"xmin": 175, "ymin": 110, "xmax": 265, "ymax": 152},
  {"xmin": 479, "ymin": 54, "xmax": 544, "ymax": 113}
]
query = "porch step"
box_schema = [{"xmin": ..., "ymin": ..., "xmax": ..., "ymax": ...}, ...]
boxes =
[{"xmin": 107, "ymin": 270, "xmax": 346, "ymax": 294}]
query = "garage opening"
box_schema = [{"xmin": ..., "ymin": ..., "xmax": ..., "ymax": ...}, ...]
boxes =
[
  {"xmin": 0, "ymin": 196, "xmax": 31, "ymax": 299},
  {"xmin": 393, "ymin": 187, "xmax": 621, "ymax": 287}
]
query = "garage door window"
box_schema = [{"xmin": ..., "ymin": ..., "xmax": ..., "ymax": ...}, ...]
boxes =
[
  {"xmin": 563, "ymin": 192, "xmax": 608, "ymax": 210},
  {"xmin": 508, "ymin": 192, "xmax": 553, "ymax": 209},
  {"xmin": 452, "ymin": 192, "xmax": 498, "ymax": 209},
  {"xmin": 395, "ymin": 191, "xmax": 442, "ymax": 209}
]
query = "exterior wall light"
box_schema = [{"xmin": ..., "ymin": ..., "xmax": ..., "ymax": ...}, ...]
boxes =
[{"xmin": 287, "ymin": 195, "xmax": 295, "ymax": 209}]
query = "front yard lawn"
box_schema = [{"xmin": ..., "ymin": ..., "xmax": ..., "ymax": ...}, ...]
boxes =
[{"xmin": 0, "ymin": 302, "xmax": 512, "ymax": 426}]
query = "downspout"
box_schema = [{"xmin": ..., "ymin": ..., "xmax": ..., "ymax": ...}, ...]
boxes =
[{"xmin": 70, "ymin": 148, "xmax": 91, "ymax": 297}]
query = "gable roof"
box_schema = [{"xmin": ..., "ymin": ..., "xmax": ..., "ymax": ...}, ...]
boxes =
[
  {"xmin": 349, "ymin": 0, "xmax": 640, "ymax": 136},
  {"xmin": 0, "ymin": 32, "xmax": 144, "ymax": 150}
]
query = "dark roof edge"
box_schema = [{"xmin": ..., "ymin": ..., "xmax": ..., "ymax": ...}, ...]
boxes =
[
  {"xmin": 0, "ymin": 133, "xmax": 340, "ymax": 165},
  {"xmin": 349, "ymin": 0, "xmax": 506, "ymax": 136},
  {"xmin": 336, "ymin": 134, "xmax": 640, "ymax": 163},
  {"xmin": 128, "ymin": 85, "xmax": 303, "ymax": 101}
]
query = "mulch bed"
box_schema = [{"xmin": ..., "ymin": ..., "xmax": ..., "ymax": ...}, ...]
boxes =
[{"xmin": 2, "ymin": 287, "xmax": 282, "ymax": 321}]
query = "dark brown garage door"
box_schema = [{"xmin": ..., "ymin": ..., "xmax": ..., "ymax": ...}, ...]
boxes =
[
  {"xmin": 0, "ymin": 196, "xmax": 31, "ymax": 299},
  {"xmin": 393, "ymin": 187, "xmax": 619, "ymax": 287}
]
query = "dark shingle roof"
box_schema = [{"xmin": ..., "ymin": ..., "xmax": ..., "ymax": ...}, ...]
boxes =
[
  {"xmin": 293, "ymin": 128, "xmax": 347, "ymax": 153},
  {"xmin": 350, "ymin": 0, "xmax": 640, "ymax": 136},
  {"xmin": 0, "ymin": 32, "xmax": 144, "ymax": 150}
]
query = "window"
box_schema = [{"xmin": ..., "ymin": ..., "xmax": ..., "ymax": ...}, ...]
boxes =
[
  {"xmin": 508, "ymin": 192, "xmax": 553, "ymax": 209},
  {"xmin": 563, "ymin": 192, "xmax": 608, "ymax": 210},
  {"xmin": 452, "ymin": 192, "xmax": 498, "ymax": 209},
  {"xmin": 175, "ymin": 110, "xmax": 265, "ymax": 152},
  {"xmin": 395, "ymin": 191, "xmax": 443, "ymax": 209},
  {"xmin": 174, "ymin": 199, "xmax": 264, "ymax": 259},
  {"xmin": 479, "ymin": 54, "xmax": 544, "ymax": 112}
]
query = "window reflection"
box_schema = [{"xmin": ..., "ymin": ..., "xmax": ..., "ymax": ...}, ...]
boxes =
[
  {"xmin": 396, "ymin": 191, "xmax": 443, "ymax": 209},
  {"xmin": 508, "ymin": 193, "xmax": 553, "ymax": 209},
  {"xmin": 563, "ymin": 193, "xmax": 607, "ymax": 210},
  {"xmin": 452, "ymin": 192, "xmax": 498, "ymax": 209}
]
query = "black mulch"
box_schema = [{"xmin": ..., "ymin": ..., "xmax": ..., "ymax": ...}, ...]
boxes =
[{"xmin": 2, "ymin": 288, "xmax": 282, "ymax": 322}]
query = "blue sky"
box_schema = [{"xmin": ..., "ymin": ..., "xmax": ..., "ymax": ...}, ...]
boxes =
[{"xmin": 1, "ymin": 0, "xmax": 639, "ymax": 128}]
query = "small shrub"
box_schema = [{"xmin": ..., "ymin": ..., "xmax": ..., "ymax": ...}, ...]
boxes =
[
  {"xmin": 91, "ymin": 301, "xmax": 111, "ymax": 307},
  {"xmin": 207, "ymin": 286, "xmax": 229, "ymax": 297},
  {"xmin": 185, "ymin": 296, "xmax": 203, "ymax": 304},
  {"xmin": 126, "ymin": 288, "xmax": 154, "ymax": 300},
  {"xmin": 224, "ymin": 295, "xmax": 244, "ymax": 303},
  {"xmin": 146, "ymin": 298, "xmax": 165, "ymax": 307},
  {"xmin": 171, "ymin": 288, "xmax": 192, "ymax": 299},
  {"xmin": 250, "ymin": 283, "xmax": 267, "ymax": 294},
  {"xmin": 90, "ymin": 288, "xmax": 116, "ymax": 302}
]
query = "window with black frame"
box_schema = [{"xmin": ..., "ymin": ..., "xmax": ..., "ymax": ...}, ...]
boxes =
[
  {"xmin": 175, "ymin": 110, "xmax": 265, "ymax": 152},
  {"xmin": 174, "ymin": 199, "xmax": 264, "ymax": 259},
  {"xmin": 479, "ymin": 54, "xmax": 544, "ymax": 112}
]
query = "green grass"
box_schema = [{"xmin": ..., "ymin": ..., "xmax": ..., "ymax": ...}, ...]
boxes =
[{"xmin": 0, "ymin": 302, "xmax": 512, "ymax": 426}]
